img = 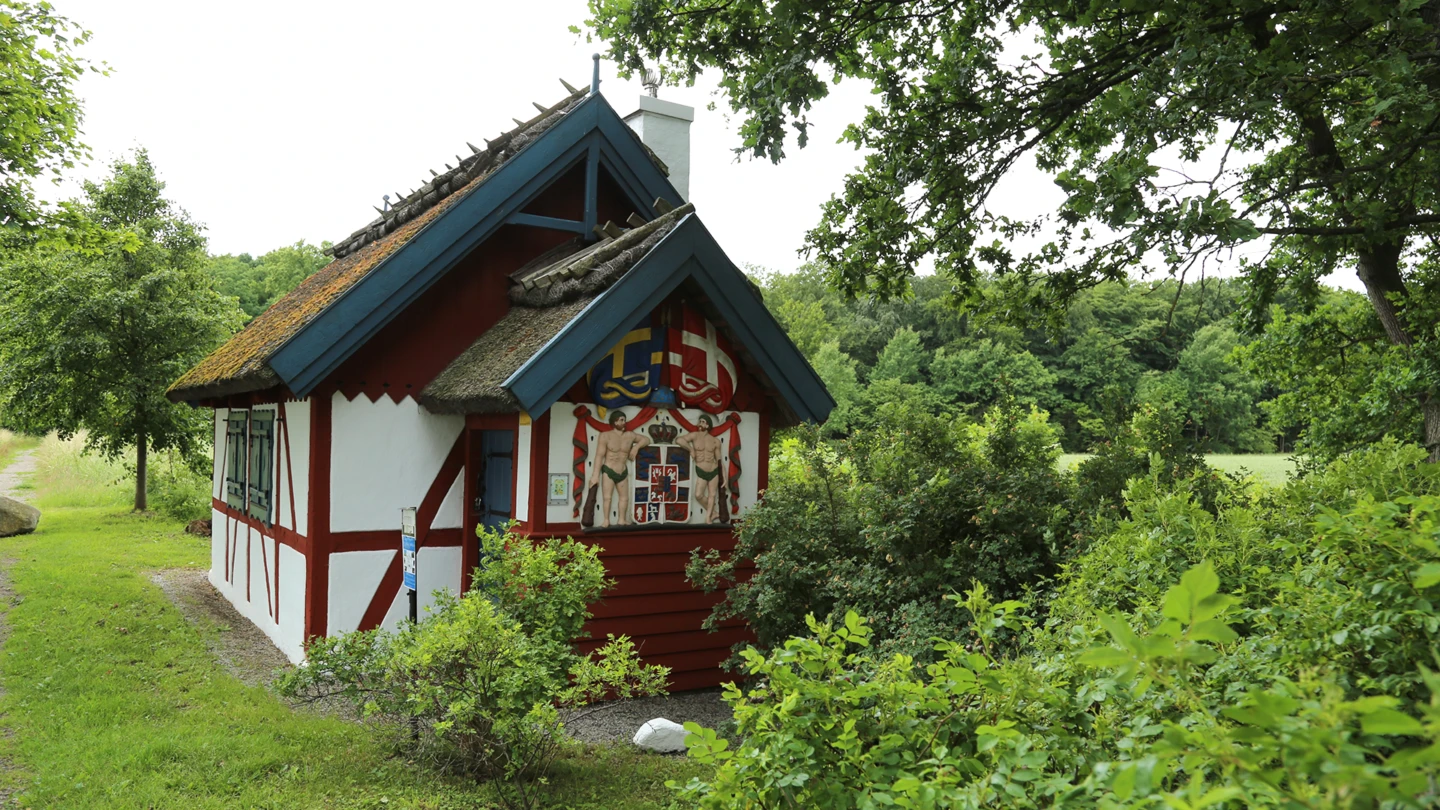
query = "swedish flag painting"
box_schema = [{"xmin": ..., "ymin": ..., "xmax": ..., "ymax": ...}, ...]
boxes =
[{"xmin": 587, "ymin": 316, "xmax": 664, "ymax": 408}]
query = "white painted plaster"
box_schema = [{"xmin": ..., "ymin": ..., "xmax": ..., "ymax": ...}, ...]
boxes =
[
  {"xmin": 209, "ymin": 507, "xmax": 226, "ymax": 588},
  {"xmin": 430, "ymin": 471, "xmax": 464, "ymax": 530},
  {"xmin": 276, "ymin": 544, "xmax": 307, "ymax": 661},
  {"xmin": 417, "ymin": 545, "xmax": 463, "ymax": 616},
  {"xmin": 546, "ymin": 403, "xmax": 579, "ymax": 526},
  {"xmin": 212, "ymin": 409, "xmax": 227, "ymax": 500},
  {"xmin": 282, "ymin": 398, "xmax": 311, "ymax": 537},
  {"xmin": 515, "ymin": 418, "xmax": 532, "ymax": 523},
  {"xmin": 379, "ymin": 588, "xmax": 409, "ymax": 633},
  {"xmin": 737, "ymin": 415, "xmax": 761, "ymax": 513},
  {"xmin": 330, "ymin": 393, "xmax": 463, "ymax": 532},
  {"xmin": 327, "ymin": 549, "xmax": 397, "ymax": 635}
]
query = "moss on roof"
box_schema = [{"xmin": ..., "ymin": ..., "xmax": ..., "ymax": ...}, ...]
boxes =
[
  {"xmin": 166, "ymin": 87, "xmax": 589, "ymax": 403},
  {"xmin": 418, "ymin": 297, "xmax": 595, "ymax": 415}
]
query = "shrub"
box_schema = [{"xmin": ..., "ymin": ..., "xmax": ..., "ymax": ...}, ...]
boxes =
[
  {"xmin": 673, "ymin": 445, "xmax": 1440, "ymax": 807},
  {"xmin": 277, "ymin": 526, "xmax": 669, "ymax": 809},
  {"xmin": 145, "ymin": 449, "xmax": 212, "ymax": 522},
  {"xmin": 689, "ymin": 402, "xmax": 1072, "ymax": 663}
]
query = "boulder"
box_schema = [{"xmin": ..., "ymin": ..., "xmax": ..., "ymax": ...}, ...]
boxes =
[
  {"xmin": 632, "ymin": 717, "xmax": 689, "ymax": 753},
  {"xmin": 0, "ymin": 496, "xmax": 39, "ymax": 537},
  {"xmin": 186, "ymin": 518, "xmax": 212, "ymax": 537}
]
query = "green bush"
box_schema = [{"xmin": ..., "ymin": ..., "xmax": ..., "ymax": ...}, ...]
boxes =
[
  {"xmin": 689, "ymin": 403, "xmax": 1072, "ymax": 663},
  {"xmin": 145, "ymin": 449, "xmax": 212, "ymax": 522},
  {"xmin": 277, "ymin": 527, "xmax": 669, "ymax": 809},
  {"xmin": 674, "ymin": 445, "xmax": 1440, "ymax": 807}
]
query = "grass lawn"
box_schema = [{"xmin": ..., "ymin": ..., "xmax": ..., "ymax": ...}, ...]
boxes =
[
  {"xmin": 1058, "ymin": 452, "xmax": 1297, "ymax": 485},
  {"xmin": 0, "ymin": 442, "xmax": 707, "ymax": 808}
]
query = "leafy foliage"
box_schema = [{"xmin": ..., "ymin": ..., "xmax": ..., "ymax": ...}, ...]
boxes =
[
  {"xmin": 0, "ymin": 150, "xmax": 242, "ymax": 509},
  {"xmin": 0, "ymin": 0, "xmax": 99, "ymax": 232},
  {"xmin": 277, "ymin": 527, "xmax": 668, "ymax": 810},
  {"xmin": 754, "ymin": 268, "xmax": 1271, "ymax": 451},
  {"xmin": 674, "ymin": 444, "xmax": 1440, "ymax": 807},
  {"xmin": 586, "ymin": 0, "xmax": 1440, "ymax": 457},
  {"xmin": 688, "ymin": 403, "xmax": 1070, "ymax": 662},
  {"xmin": 207, "ymin": 241, "xmax": 331, "ymax": 320}
]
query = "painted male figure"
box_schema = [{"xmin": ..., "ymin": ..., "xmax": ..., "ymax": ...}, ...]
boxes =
[
  {"xmin": 587, "ymin": 410, "xmax": 651, "ymax": 528},
  {"xmin": 677, "ymin": 414, "xmax": 726, "ymax": 523}
]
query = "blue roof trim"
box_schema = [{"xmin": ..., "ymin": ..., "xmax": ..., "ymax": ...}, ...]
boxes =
[
  {"xmin": 269, "ymin": 93, "xmax": 683, "ymax": 397},
  {"xmin": 503, "ymin": 214, "xmax": 835, "ymax": 424}
]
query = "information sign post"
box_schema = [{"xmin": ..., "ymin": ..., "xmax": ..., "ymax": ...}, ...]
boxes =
[{"xmin": 401, "ymin": 507, "xmax": 418, "ymax": 624}]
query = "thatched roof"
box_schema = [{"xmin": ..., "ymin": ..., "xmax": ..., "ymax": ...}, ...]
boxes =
[
  {"xmin": 418, "ymin": 297, "xmax": 595, "ymax": 415},
  {"xmin": 167, "ymin": 86, "xmax": 592, "ymax": 403},
  {"xmin": 420, "ymin": 204, "xmax": 695, "ymax": 414}
]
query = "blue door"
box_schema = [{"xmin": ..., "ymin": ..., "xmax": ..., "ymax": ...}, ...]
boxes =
[{"xmin": 473, "ymin": 430, "xmax": 514, "ymax": 532}]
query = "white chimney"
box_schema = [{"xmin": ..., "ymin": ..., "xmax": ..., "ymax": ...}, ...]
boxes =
[{"xmin": 624, "ymin": 95, "xmax": 694, "ymax": 202}]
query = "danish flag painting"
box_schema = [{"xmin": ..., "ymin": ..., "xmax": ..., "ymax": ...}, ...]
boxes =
[{"xmin": 666, "ymin": 304, "xmax": 739, "ymax": 414}]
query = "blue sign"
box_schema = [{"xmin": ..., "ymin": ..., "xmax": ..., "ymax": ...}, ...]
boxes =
[{"xmin": 401, "ymin": 507, "xmax": 417, "ymax": 592}]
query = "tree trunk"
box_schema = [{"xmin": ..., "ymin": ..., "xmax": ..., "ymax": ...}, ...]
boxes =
[
  {"xmin": 1354, "ymin": 244, "xmax": 1440, "ymax": 461},
  {"xmin": 1355, "ymin": 243, "xmax": 1413, "ymax": 347},
  {"xmin": 1426, "ymin": 400, "xmax": 1440, "ymax": 463},
  {"xmin": 135, "ymin": 432, "xmax": 148, "ymax": 512}
]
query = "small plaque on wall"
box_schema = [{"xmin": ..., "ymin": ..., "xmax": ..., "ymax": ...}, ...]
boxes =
[{"xmin": 548, "ymin": 473, "xmax": 570, "ymax": 505}]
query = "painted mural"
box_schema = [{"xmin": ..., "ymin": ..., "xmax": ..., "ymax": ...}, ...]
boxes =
[{"xmin": 564, "ymin": 302, "xmax": 747, "ymax": 530}]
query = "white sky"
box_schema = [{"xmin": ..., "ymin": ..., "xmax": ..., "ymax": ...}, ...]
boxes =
[
  {"xmin": 45, "ymin": 0, "xmax": 1357, "ymax": 293},
  {"xmin": 46, "ymin": 0, "xmax": 950, "ymax": 275}
]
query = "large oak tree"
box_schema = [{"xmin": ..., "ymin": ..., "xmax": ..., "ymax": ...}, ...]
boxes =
[{"xmin": 586, "ymin": 0, "xmax": 1440, "ymax": 457}]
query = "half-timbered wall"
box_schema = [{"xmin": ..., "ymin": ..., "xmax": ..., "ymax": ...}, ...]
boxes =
[
  {"xmin": 209, "ymin": 400, "xmax": 311, "ymax": 662},
  {"xmin": 326, "ymin": 391, "xmax": 467, "ymax": 634}
]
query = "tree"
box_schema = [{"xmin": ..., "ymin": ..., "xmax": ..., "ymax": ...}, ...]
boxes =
[
  {"xmin": 869, "ymin": 326, "xmax": 928, "ymax": 384},
  {"xmin": 0, "ymin": 150, "xmax": 241, "ymax": 510},
  {"xmin": 208, "ymin": 241, "xmax": 330, "ymax": 320},
  {"xmin": 587, "ymin": 0, "xmax": 1440, "ymax": 458},
  {"xmin": 0, "ymin": 1, "xmax": 99, "ymax": 232}
]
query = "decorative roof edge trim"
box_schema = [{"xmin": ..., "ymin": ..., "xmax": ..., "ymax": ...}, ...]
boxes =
[
  {"xmin": 268, "ymin": 92, "xmax": 683, "ymax": 398},
  {"xmin": 502, "ymin": 214, "xmax": 836, "ymax": 424}
]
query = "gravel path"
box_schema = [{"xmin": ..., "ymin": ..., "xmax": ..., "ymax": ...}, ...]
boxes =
[
  {"xmin": 0, "ymin": 450, "xmax": 35, "ymax": 502},
  {"xmin": 0, "ymin": 448, "xmax": 35, "ymax": 802}
]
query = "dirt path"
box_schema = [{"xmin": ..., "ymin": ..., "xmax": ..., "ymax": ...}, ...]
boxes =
[
  {"xmin": 0, "ymin": 450, "xmax": 35, "ymax": 503},
  {"xmin": 0, "ymin": 448, "xmax": 35, "ymax": 802}
]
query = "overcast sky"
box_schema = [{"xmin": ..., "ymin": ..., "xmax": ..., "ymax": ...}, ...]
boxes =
[
  {"xmin": 45, "ymin": 0, "xmax": 977, "ymax": 275},
  {"xmin": 45, "ymin": 0, "xmax": 1343, "ymax": 294}
]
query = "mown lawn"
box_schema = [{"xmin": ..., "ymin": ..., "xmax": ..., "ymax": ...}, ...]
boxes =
[
  {"xmin": 0, "ymin": 444, "xmax": 707, "ymax": 808},
  {"xmin": 1058, "ymin": 452, "xmax": 1296, "ymax": 485}
]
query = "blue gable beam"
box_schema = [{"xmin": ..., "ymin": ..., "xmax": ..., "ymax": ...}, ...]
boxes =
[
  {"xmin": 269, "ymin": 93, "xmax": 682, "ymax": 398},
  {"xmin": 504, "ymin": 215, "xmax": 835, "ymax": 423},
  {"xmin": 507, "ymin": 212, "xmax": 589, "ymax": 234}
]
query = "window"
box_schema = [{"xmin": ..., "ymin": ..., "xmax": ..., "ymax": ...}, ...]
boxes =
[
  {"xmin": 224, "ymin": 411, "xmax": 248, "ymax": 510},
  {"xmin": 248, "ymin": 410, "xmax": 275, "ymax": 525}
]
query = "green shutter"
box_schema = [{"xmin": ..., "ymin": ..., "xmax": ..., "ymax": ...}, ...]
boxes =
[
  {"xmin": 248, "ymin": 411, "xmax": 275, "ymax": 524},
  {"xmin": 225, "ymin": 411, "xmax": 248, "ymax": 510}
]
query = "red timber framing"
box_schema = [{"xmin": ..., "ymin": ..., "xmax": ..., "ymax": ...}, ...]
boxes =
[
  {"xmin": 212, "ymin": 398, "xmax": 304, "ymax": 627},
  {"xmin": 510, "ymin": 403, "xmax": 768, "ymax": 692}
]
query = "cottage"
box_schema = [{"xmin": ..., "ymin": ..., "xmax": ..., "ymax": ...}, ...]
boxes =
[{"xmin": 167, "ymin": 73, "xmax": 833, "ymax": 690}]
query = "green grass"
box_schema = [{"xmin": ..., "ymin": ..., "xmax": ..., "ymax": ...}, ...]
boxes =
[
  {"xmin": 0, "ymin": 446, "xmax": 708, "ymax": 808},
  {"xmin": 1058, "ymin": 453, "xmax": 1297, "ymax": 485}
]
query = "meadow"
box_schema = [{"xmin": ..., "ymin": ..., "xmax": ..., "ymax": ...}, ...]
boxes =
[
  {"xmin": 0, "ymin": 437, "xmax": 703, "ymax": 809},
  {"xmin": 1058, "ymin": 452, "xmax": 1296, "ymax": 485}
]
